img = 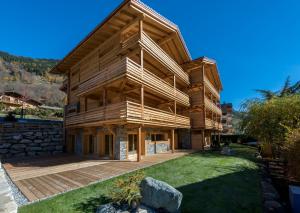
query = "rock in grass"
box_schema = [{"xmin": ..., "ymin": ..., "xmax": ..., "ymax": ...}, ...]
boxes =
[
  {"xmin": 140, "ymin": 177, "xmax": 182, "ymax": 213},
  {"xmin": 96, "ymin": 203, "xmax": 117, "ymax": 213}
]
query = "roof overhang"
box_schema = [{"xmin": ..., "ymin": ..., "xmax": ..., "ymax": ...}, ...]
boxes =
[
  {"xmin": 50, "ymin": 0, "xmax": 191, "ymax": 74},
  {"xmin": 182, "ymin": 56, "xmax": 223, "ymax": 91}
]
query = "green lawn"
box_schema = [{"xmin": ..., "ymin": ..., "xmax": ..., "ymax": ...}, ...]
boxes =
[{"xmin": 19, "ymin": 144, "xmax": 262, "ymax": 213}]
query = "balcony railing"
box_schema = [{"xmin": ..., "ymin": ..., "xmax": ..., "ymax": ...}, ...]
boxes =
[
  {"xmin": 140, "ymin": 32, "xmax": 190, "ymax": 85},
  {"xmin": 204, "ymin": 76, "xmax": 220, "ymax": 99},
  {"xmin": 66, "ymin": 101, "xmax": 190, "ymax": 128},
  {"xmin": 77, "ymin": 57, "xmax": 190, "ymax": 106},
  {"xmin": 204, "ymin": 97, "xmax": 222, "ymax": 115},
  {"xmin": 205, "ymin": 118, "xmax": 223, "ymax": 130}
]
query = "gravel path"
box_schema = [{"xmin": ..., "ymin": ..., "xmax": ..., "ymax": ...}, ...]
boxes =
[{"xmin": 0, "ymin": 161, "xmax": 25, "ymax": 213}]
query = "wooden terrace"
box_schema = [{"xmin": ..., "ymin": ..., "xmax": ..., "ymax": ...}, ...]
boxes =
[{"xmin": 3, "ymin": 150, "xmax": 193, "ymax": 202}]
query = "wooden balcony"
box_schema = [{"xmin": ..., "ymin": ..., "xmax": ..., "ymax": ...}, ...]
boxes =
[
  {"xmin": 205, "ymin": 118, "xmax": 222, "ymax": 130},
  {"xmin": 140, "ymin": 32, "xmax": 190, "ymax": 85},
  {"xmin": 66, "ymin": 101, "xmax": 190, "ymax": 128},
  {"xmin": 77, "ymin": 58, "xmax": 190, "ymax": 106},
  {"xmin": 204, "ymin": 76, "xmax": 220, "ymax": 99},
  {"xmin": 204, "ymin": 97, "xmax": 222, "ymax": 115}
]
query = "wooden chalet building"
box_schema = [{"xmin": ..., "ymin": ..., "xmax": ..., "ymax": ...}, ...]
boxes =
[{"xmin": 51, "ymin": 0, "xmax": 222, "ymax": 161}]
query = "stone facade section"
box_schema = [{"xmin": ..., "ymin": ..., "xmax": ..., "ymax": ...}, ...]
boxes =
[
  {"xmin": 0, "ymin": 120, "xmax": 64, "ymax": 159},
  {"xmin": 114, "ymin": 126, "xmax": 127, "ymax": 160}
]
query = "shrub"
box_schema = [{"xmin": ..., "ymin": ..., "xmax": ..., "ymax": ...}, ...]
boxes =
[
  {"xmin": 284, "ymin": 129, "xmax": 300, "ymax": 182},
  {"xmin": 110, "ymin": 171, "xmax": 145, "ymax": 208},
  {"xmin": 240, "ymin": 95, "xmax": 300, "ymax": 158}
]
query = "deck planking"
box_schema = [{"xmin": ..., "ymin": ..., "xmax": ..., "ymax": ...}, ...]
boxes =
[{"xmin": 3, "ymin": 151, "xmax": 193, "ymax": 202}]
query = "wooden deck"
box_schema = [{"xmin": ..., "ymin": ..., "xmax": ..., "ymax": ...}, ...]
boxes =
[{"xmin": 3, "ymin": 151, "xmax": 193, "ymax": 202}]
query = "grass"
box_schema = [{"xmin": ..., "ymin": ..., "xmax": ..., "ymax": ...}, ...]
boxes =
[{"xmin": 19, "ymin": 144, "xmax": 262, "ymax": 213}]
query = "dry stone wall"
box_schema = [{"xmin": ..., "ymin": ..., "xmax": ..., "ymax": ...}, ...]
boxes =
[{"xmin": 0, "ymin": 120, "xmax": 64, "ymax": 159}]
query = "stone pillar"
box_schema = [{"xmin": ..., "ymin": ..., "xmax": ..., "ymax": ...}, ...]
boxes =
[{"xmin": 114, "ymin": 126, "xmax": 127, "ymax": 160}]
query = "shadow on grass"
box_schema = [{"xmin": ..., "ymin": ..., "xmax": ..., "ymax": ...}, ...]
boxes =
[
  {"xmin": 73, "ymin": 195, "xmax": 111, "ymax": 213},
  {"xmin": 177, "ymin": 168, "xmax": 262, "ymax": 213}
]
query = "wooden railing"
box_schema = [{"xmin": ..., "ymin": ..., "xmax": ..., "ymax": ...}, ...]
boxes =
[
  {"xmin": 140, "ymin": 32, "xmax": 190, "ymax": 85},
  {"xmin": 66, "ymin": 102, "xmax": 127, "ymax": 126},
  {"xmin": 65, "ymin": 101, "xmax": 190, "ymax": 128},
  {"xmin": 77, "ymin": 58, "xmax": 127, "ymax": 95},
  {"xmin": 205, "ymin": 118, "xmax": 222, "ymax": 130},
  {"xmin": 204, "ymin": 76, "xmax": 220, "ymax": 99},
  {"xmin": 204, "ymin": 97, "xmax": 222, "ymax": 115},
  {"xmin": 77, "ymin": 58, "xmax": 190, "ymax": 106},
  {"xmin": 126, "ymin": 101, "xmax": 190, "ymax": 128},
  {"xmin": 127, "ymin": 59, "xmax": 190, "ymax": 106}
]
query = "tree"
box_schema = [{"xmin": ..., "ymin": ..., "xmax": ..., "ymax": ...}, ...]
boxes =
[
  {"xmin": 256, "ymin": 77, "xmax": 300, "ymax": 101},
  {"xmin": 240, "ymin": 95, "xmax": 300, "ymax": 157}
]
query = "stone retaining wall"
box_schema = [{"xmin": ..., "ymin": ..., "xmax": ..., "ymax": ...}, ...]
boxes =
[{"xmin": 0, "ymin": 120, "xmax": 64, "ymax": 159}]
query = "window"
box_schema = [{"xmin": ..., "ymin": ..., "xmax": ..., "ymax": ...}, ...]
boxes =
[
  {"xmin": 151, "ymin": 134, "xmax": 165, "ymax": 141},
  {"xmin": 89, "ymin": 135, "xmax": 94, "ymax": 154},
  {"xmin": 128, "ymin": 134, "xmax": 138, "ymax": 152}
]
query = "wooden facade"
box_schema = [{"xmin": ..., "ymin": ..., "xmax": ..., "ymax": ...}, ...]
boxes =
[{"xmin": 51, "ymin": 0, "xmax": 222, "ymax": 161}]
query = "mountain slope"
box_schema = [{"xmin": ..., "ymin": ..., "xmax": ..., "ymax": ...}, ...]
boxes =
[{"xmin": 0, "ymin": 51, "xmax": 65, "ymax": 107}]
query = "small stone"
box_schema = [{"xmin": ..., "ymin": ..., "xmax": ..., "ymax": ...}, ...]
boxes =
[
  {"xmin": 11, "ymin": 144, "xmax": 26, "ymax": 150},
  {"xmin": 26, "ymin": 147, "xmax": 42, "ymax": 151},
  {"xmin": 13, "ymin": 135, "xmax": 22, "ymax": 141},
  {"xmin": 0, "ymin": 149, "xmax": 8, "ymax": 154},
  {"xmin": 0, "ymin": 143, "xmax": 11, "ymax": 149},
  {"xmin": 34, "ymin": 139, "xmax": 43, "ymax": 143},
  {"xmin": 20, "ymin": 139, "xmax": 32, "ymax": 144}
]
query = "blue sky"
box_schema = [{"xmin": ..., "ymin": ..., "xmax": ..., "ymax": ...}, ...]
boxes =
[{"xmin": 1, "ymin": 0, "xmax": 299, "ymax": 109}]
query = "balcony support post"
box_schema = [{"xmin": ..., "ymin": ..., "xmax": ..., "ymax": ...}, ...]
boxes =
[
  {"xmin": 171, "ymin": 129, "xmax": 175, "ymax": 153},
  {"xmin": 218, "ymin": 132, "xmax": 221, "ymax": 144},
  {"xmin": 202, "ymin": 64, "xmax": 206, "ymax": 127},
  {"xmin": 202, "ymin": 129, "xmax": 205, "ymax": 150},
  {"xmin": 137, "ymin": 126, "xmax": 142, "ymax": 162},
  {"xmin": 102, "ymin": 89, "xmax": 106, "ymax": 107}
]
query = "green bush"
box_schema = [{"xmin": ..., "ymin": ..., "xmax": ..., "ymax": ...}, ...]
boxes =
[
  {"xmin": 110, "ymin": 171, "xmax": 145, "ymax": 208},
  {"xmin": 240, "ymin": 95, "xmax": 300, "ymax": 157}
]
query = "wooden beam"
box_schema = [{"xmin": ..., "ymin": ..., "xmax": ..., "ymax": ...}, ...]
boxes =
[
  {"xmin": 102, "ymin": 89, "xmax": 106, "ymax": 106},
  {"xmin": 124, "ymin": 87, "xmax": 140, "ymax": 95},
  {"xmin": 137, "ymin": 126, "xmax": 142, "ymax": 162},
  {"xmin": 159, "ymin": 33, "xmax": 176, "ymax": 46},
  {"xmin": 202, "ymin": 130, "xmax": 205, "ymax": 150},
  {"xmin": 171, "ymin": 129, "xmax": 175, "ymax": 153}
]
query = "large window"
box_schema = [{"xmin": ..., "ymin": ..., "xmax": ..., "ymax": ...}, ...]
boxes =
[{"xmin": 128, "ymin": 134, "xmax": 138, "ymax": 152}]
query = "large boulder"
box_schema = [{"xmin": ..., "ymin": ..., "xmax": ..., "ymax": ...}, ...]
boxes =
[{"xmin": 140, "ymin": 177, "xmax": 182, "ymax": 213}]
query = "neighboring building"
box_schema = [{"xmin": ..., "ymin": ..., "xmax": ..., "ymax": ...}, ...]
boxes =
[
  {"xmin": 0, "ymin": 91, "xmax": 41, "ymax": 111},
  {"xmin": 51, "ymin": 0, "xmax": 222, "ymax": 161},
  {"xmin": 221, "ymin": 103, "xmax": 234, "ymax": 135},
  {"xmin": 183, "ymin": 57, "xmax": 223, "ymax": 149}
]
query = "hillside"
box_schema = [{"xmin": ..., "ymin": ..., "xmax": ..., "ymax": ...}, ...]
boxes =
[{"xmin": 0, "ymin": 51, "xmax": 65, "ymax": 107}]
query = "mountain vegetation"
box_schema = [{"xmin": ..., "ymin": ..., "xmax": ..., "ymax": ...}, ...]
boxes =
[{"xmin": 0, "ymin": 51, "xmax": 65, "ymax": 107}]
